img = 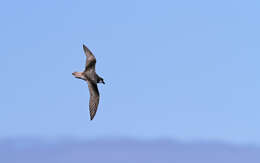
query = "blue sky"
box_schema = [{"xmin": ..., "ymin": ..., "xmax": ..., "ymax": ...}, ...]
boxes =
[{"xmin": 0, "ymin": 0, "xmax": 260, "ymax": 144}]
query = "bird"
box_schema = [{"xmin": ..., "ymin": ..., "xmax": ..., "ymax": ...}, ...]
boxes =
[{"xmin": 72, "ymin": 44, "xmax": 105, "ymax": 120}]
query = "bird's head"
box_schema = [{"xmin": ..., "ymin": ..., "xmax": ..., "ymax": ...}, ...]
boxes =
[{"xmin": 98, "ymin": 77, "xmax": 105, "ymax": 84}]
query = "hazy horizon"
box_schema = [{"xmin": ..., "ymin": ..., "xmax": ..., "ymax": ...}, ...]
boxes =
[{"xmin": 1, "ymin": 138, "xmax": 260, "ymax": 163}]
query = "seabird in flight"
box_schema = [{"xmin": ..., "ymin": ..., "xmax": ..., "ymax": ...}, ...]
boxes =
[{"xmin": 72, "ymin": 44, "xmax": 105, "ymax": 120}]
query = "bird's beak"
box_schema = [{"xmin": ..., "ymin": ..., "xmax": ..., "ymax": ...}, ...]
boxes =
[{"xmin": 102, "ymin": 81, "xmax": 105, "ymax": 84}]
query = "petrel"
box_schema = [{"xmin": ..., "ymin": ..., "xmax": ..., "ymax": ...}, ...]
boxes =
[{"xmin": 72, "ymin": 44, "xmax": 105, "ymax": 120}]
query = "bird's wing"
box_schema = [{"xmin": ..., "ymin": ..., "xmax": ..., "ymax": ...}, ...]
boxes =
[
  {"xmin": 87, "ymin": 80, "xmax": 100, "ymax": 120},
  {"xmin": 83, "ymin": 44, "xmax": 96, "ymax": 70}
]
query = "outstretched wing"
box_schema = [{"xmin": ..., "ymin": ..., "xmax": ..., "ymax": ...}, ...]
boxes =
[
  {"xmin": 83, "ymin": 44, "xmax": 96, "ymax": 71},
  {"xmin": 87, "ymin": 81, "xmax": 100, "ymax": 120}
]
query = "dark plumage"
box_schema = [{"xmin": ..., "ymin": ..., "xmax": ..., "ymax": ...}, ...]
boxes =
[{"xmin": 72, "ymin": 44, "xmax": 105, "ymax": 120}]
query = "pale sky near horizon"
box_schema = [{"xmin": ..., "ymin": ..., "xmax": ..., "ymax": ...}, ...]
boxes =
[{"xmin": 0, "ymin": 0, "xmax": 260, "ymax": 144}]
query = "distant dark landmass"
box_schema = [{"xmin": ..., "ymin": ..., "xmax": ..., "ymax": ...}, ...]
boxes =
[{"xmin": 0, "ymin": 138, "xmax": 259, "ymax": 163}]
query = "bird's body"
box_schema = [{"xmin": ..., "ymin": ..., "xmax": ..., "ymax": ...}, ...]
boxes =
[{"xmin": 72, "ymin": 44, "xmax": 105, "ymax": 120}]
